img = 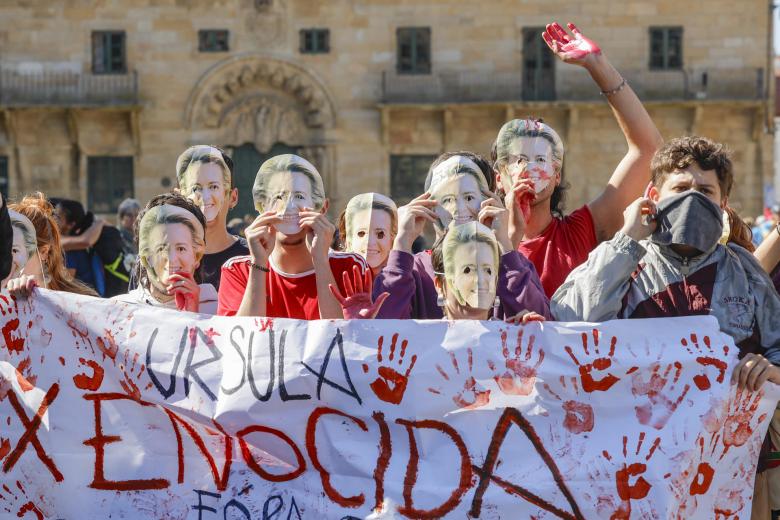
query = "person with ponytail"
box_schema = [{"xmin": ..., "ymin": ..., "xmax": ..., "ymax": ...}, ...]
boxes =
[{"xmin": 5, "ymin": 193, "xmax": 98, "ymax": 298}]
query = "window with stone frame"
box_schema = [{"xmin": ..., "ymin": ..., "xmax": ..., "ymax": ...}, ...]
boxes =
[
  {"xmin": 390, "ymin": 154, "xmax": 437, "ymax": 205},
  {"xmin": 198, "ymin": 29, "xmax": 229, "ymax": 52},
  {"xmin": 396, "ymin": 27, "xmax": 431, "ymax": 74},
  {"xmin": 92, "ymin": 31, "xmax": 127, "ymax": 74},
  {"xmin": 649, "ymin": 27, "xmax": 683, "ymax": 70},
  {"xmin": 87, "ymin": 156, "xmax": 134, "ymax": 214},
  {"xmin": 300, "ymin": 29, "xmax": 330, "ymax": 54}
]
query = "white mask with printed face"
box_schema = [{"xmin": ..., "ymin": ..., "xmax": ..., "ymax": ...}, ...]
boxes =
[
  {"xmin": 138, "ymin": 204, "xmax": 205, "ymax": 294},
  {"xmin": 253, "ymin": 154, "xmax": 325, "ymax": 236},
  {"xmin": 503, "ymin": 136, "xmax": 556, "ymax": 194},
  {"xmin": 345, "ymin": 193, "xmax": 397, "ymax": 270},
  {"xmin": 266, "ymin": 171, "xmax": 316, "ymax": 235},
  {"xmin": 428, "ymin": 156, "xmax": 489, "ymax": 233},
  {"xmin": 10, "ymin": 227, "xmax": 30, "ymax": 279},
  {"xmin": 443, "ymin": 222, "xmax": 499, "ymax": 310},
  {"xmin": 181, "ymin": 162, "xmax": 229, "ymax": 224}
]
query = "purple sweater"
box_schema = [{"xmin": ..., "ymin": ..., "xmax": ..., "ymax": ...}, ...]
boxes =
[{"xmin": 372, "ymin": 249, "xmax": 551, "ymax": 320}]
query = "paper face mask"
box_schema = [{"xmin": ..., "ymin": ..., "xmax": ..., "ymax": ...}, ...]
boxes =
[
  {"xmin": 443, "ymin": 222, "xmax": 499, "ymax": 310},
  {"xmin": 8, "ymin": 210, "xmax": 36, "ymax": 279},
  {"xmin": 504, "ymin": 136, "xmax": 556, "ymax": 194},
  {"xmin": 138, "ymin": 204, "xmax": 205, "ymax": 293},
  {"xmin": 252, "ymin": 154, "xmax": 325, "ymax": 236},
  {"xmin": 495, "ymin": 119, "xmax": 564, "ymax": 196},
  {"xmin": 176, "ymin": 146, "xmax": 232, "ymax": 224},
  {"xmin": 344, "ymin": 193, "xmax": 398, "ymax": 270},
  {"xmin": 427, "ymin": 156, "xmax": 489, "ymax": 233}
]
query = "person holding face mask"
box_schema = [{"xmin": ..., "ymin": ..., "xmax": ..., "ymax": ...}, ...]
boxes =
[
  {"xmin": 552, "ymin": 136, "xmax": 780, "ymax": 394},
  {"xmin": 5, "ymin": 193, "xmax": 97, "ymax": 298},
  {"xmin": 492, "ymin": 22, "xmax": 663, "ymax": 298},
  {"xmin": 114, "ymin": 193, "xmax": 216, "ymax": 314},
  {"xmin": 176, "ymin": 145, "xmax": 249, "ymax": 290},
  {"xmin": 217, "ymin": 154, "xmax": 367, "ymax": 319},
  {"xmin": 337, "ymin": 193, "xmax": 397, "ymax": 276},
  {"xmin": 332, "ymin": 222, "xmax": 543, "ymax": 324},
  {"xmin": 372, "ymin": 151, "xmax": 550, "ymax": 320}
]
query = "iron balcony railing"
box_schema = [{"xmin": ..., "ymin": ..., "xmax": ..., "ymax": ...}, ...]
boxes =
[
  {"xmin": 381, "ymin": 67, "xmax": 768, "ymax": 104},
  {"xmin": 0, "ymin": 69, "xmax": 139, "ymax": 107}
]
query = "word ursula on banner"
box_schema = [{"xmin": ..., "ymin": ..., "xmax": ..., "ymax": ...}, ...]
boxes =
[{"xmin": 0, "ymin": 289, "xmax": 777, "ymax": 519}]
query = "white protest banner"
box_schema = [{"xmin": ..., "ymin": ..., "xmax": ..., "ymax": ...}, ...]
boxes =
[{"xmin": 0, "ymin": 289, "xmax": 777, "ymax": 519}]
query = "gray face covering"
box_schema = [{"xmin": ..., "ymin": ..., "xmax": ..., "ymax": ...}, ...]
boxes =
[{"xmin": 650, "ymin": 190, "xmax": 723, "ymax": 255}]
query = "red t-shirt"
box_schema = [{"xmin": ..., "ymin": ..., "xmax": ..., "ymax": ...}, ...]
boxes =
[
  {"xmin": 217, "ymin": 251, "xmax": 368, "ymax": 319},
  {"xmin": 518, "ymin": 205, "xmax": 598, "ymax": 298}
]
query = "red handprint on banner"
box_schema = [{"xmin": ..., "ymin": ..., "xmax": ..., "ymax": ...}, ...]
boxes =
[
  {"xmin": 681, "ymin": 333, "xmax": 729, "ymax": 391},
  {"xmin": 429, "ymin": 348, "xmax": 490, "ymax": 410},
  {"xmin": 565, "ymin": 329, "xmax": 628, "ymax": 393},
  {"xmin": 363, "ymin": 333, "xmax": 417, "ymax": 405},
  {"xmin": 0, "ymin": 480, "xmax": 46, "ymax": 520},
  {"xmin": 487, "ymin": 328, "xmax": 544, "ymax": 396},
  {"xmin": 118, "ymin": 348, "xmax": 148, "ymax": 401},
  {"xmin": 602, "ymin": 432, "xmax": 661, "ymax": 519},
  {"xmin": 720, "ymin": 387, "xmax": 765, "ymax": 455},
  {"xmin": 631, "ymin": 361, "xmax": 691, "ymax": 430},
  {"xmin": 542, "ymin": 376, "xmax": 594, "ymax": 435}
]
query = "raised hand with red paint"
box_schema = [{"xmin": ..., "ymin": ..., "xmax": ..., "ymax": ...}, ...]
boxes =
[
  {"xmin": 329, "ymin": 265, "xmax": 389, "ymax": 319},
  {"xmin": 630, "ymin": 361, "xmax": 691, "ymax": 430},
  {"xmin": 167, "ymin": 271, "xmax": 200, "ymax": 312},
  {"xmin": 565, "ymin": 329, "xmax": 626, "ymax": 393},
  {"xmin": 363, "ymin": 333, "xmax": 417, "ymax": 405},
  {"xmin": 680, "ymin": 333, "xmax": 729, "ymax": 391},
  {"xmin": 487, "ymin": 327, "xmax": 544, "ymax": 396},
  {"xmin": 542, "ymin": 22, "xmax": 602, "ymax": 67},
  {"xmin": 429, "ymin": 347, "xmax": 490, "ymax": 410}
]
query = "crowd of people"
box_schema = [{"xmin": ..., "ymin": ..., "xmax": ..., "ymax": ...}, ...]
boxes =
[{"xmin": 1, "ymin": 22, "xmax": 780, "ymax": 516}]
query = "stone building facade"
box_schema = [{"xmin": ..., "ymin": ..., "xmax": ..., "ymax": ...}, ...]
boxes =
[{"xmin": 0, "ymin": 0, "xmax": 774, "ymax": 220}]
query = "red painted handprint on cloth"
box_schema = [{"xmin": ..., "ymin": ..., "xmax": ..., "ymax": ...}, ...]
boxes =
[
  {"xmin": 429, "ymin": 348, "xmax": 490, "ymax": 410},
  {"xmin": 680, "ymin": 333, "xmax": 729, "ymax": 391},
  {"xmin": 565, "ymin": 329, "xmax": 630, "ymax": 393},
  {"xmin": 363, "ymin": 333, "xmax": 417, "ymax": 405},
  {"xmin": 487, "ymin": 328, "xmax": 544, "ymax": 396}
]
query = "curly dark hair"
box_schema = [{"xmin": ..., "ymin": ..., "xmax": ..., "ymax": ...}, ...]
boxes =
[{"xmin": 650, "ymin": 136, "xmax": 733, "ymax": 198}]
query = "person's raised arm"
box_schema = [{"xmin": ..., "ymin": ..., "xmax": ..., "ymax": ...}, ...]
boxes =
[
  {"xmin": 61, "ymin": 219, "xmax": 105, "ymax": 251},
  {"xmin": 299, "ymin": 210, "xmax": 343, "ymax": 320},
  {"xmin": 754, "ymin": 223, "xmax": 780, "ymax": 274},
  {"xmin": 235, "ymin": 213, "xmax": 278, "ymax": 317},
  {"xmin": 544, "ymin": 22, "xmax": 663, "ymax": 242}
]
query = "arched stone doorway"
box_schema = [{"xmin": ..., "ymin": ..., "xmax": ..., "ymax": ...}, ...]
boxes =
[{"xmin": 184, "ymin": 54, "xmax": 337, "ymax": 219}]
